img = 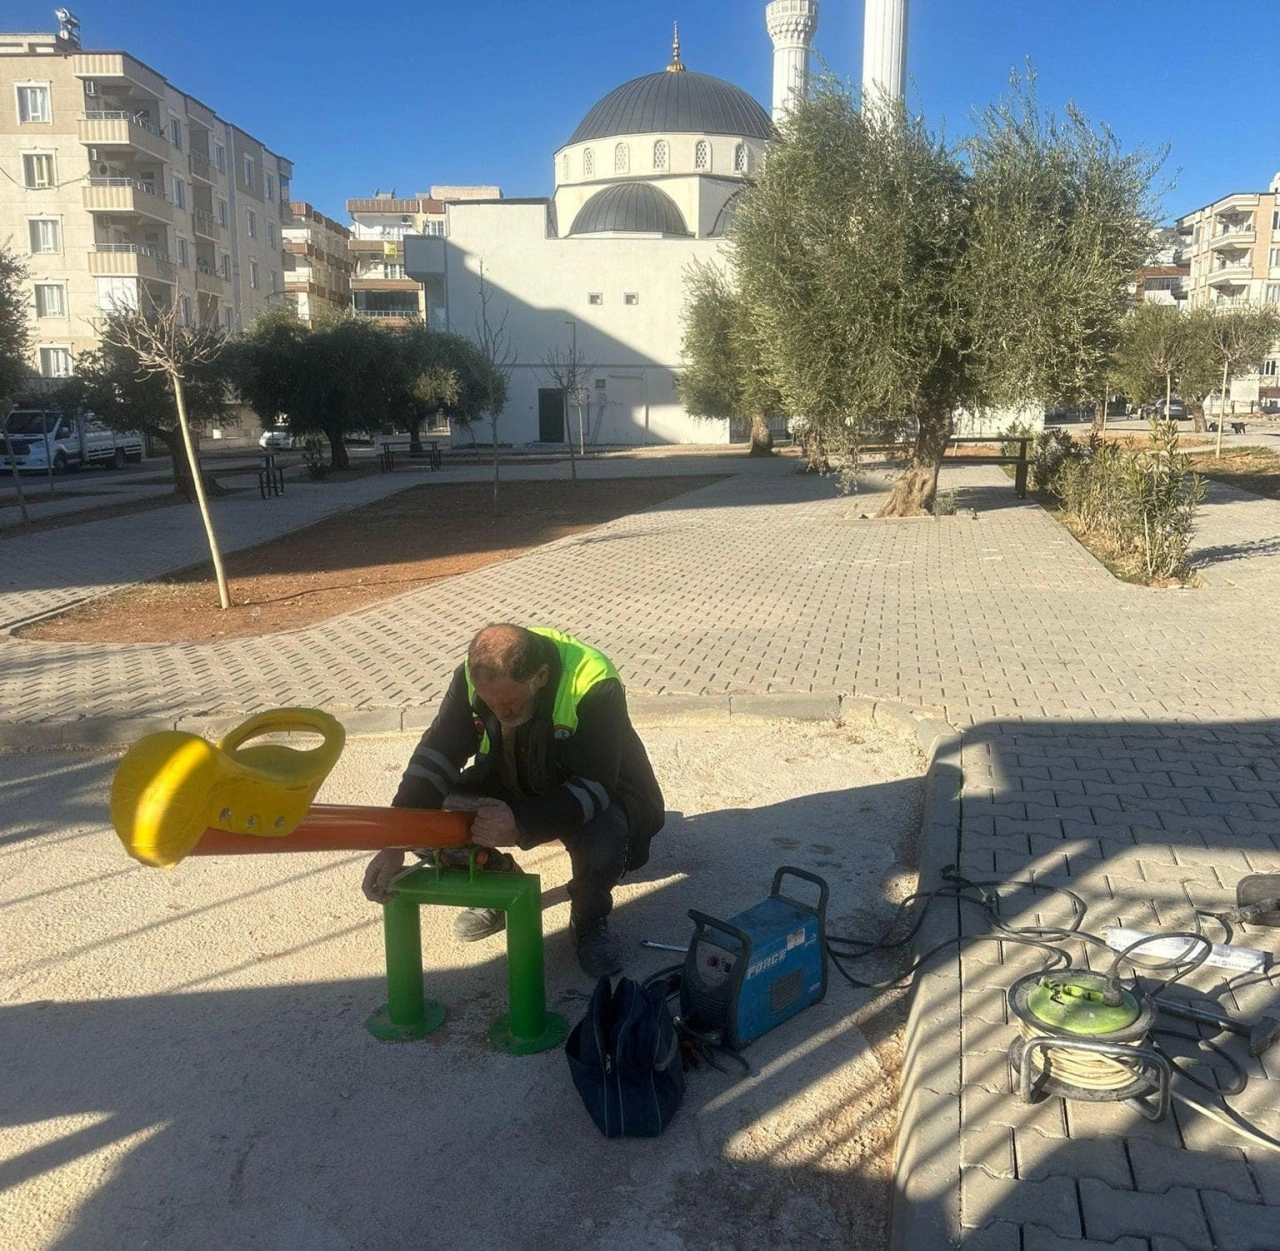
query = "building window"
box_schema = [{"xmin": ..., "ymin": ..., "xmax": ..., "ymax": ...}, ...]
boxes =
[
  {"xmin": 28, "ymin": 218, "xmax": 61, "ymax": 253},
  {"xmin": 595, "ymin": 377, "xmax": 607, "ymax": 390},
  {"xmin": 267, "ymin": 222, "xmax": 277, "ymax": 247},
  {"xmin": 1263, "ymin": 359, "xmax": 1278, "ymax": 377},
  {"xmin": 623, "ymin": 292, "xmax": 639, "ymax": 306},
  {"xmin": 177, "ymin": 237, "xmax": 189, "ymax": 268},
  {"xmin": 243, "ymin": 155, "xmax": 255, "ymax": 187},
  {"xmin": 279, "ymin": 177, "xmax": 289, "ymax": 202},
  {"xmin": 587, "ymin": 292, "xmax": 603, "ymax": 305},
  {"xmin": 583, "ymin": 148, "xmax": 594, "ymax": 178},
  {"xmin": 265, "ymin": 171, "xmax": 275, "ymax": 201},
  {"xmin": 169, "ymin": 118, "xmax": 183, "ymax": 150},
  {"xmin": 34, "ymin": 283, "xmax": 65, "ymax": 317},
  {"xmin": 1267, "ymin": 284, "xmax": 1280, "ymax": 304},
  {"xmin": 614, "ymin": 143, "xmax": 629, "ymax": 173},
  {"xmin": 654, "ymin": 140, "xmax": 669, "ymax": 171},
  {"xmin": 734, "ymin": 143, "xmax": 747, "ymax": 173},
  {"xmin": 249, "ymin": 259, "xmax": 259, "ymax": 289},
  {"xmin": 221, "ymin": 253, "xmax": 231, "ymax": 279},
  {"xmin": 224, "ymin": 307, "xmax": 234, "ymax": 331},
  {"xmin": 217, "ymin": 198, "xmax": 228, "ymax": 227},
  {"xmin": 1270, "ymin": 247, "xmax": 1280, "ymax": 268},
  {"xmin": 215, "ymin": 144, "xmax": 226, "ymax": 173},
  {"xmin": 270, "ymin": 270, "xmax": 280, "ymax": 293},
  {"xmin": 22, "ymin": 153, "xmax": 55, "ymax": 188},
  {"xmin": 39, "ymin": 346, "xmax": 72, "ymax": 377},
  {"xmin": 695, "ymin": 140, "xmax": 710, "ymax": 170},
  {"xmin": 425, "ymin": 220, "xmax": 445, "ymax": 237},
  {"xmin": 247, "ymin": 208, "xmax": 257, "ymax": 238},
  {"xmin": 180, "ymin": 295, "xmax": 192, "ymax": 326},
  {"xmin": 1273, "ymin": 209, "xmax": 1280, "ymax": 231},
  {"xmin": 172, "ymin": 177, "xmax": 186, "ymax": 209},
  {"xmin": 16, "ymin": 84, "xmax": 51, "ymax": 123}
]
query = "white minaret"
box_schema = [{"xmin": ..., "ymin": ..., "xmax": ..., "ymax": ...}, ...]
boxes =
[
  {"xmin": 862, "ymin": 0, "xmax": 908, "ymax": 106},
  {"xmin": 766, "ymin": 0, "xmax": 819, "ymax": 124}
]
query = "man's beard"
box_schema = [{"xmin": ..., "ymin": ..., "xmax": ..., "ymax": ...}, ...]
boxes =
[{"xmin": 499, "ymin": 709, "xmax": 534, "ymax": 731}]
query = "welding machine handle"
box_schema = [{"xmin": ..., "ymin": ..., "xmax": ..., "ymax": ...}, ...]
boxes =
[
  {"xmin": 687, "ymin": 909, "xmax": 753, "ymax": 960},
  {"xmin": 772, "ymin": 867, "xmax": 830, "ymax": 924}
]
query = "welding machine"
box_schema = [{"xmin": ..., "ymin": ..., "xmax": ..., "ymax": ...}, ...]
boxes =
[{"xmin": 680, "ymin": 867, "xmax": 829, "ymax": 1050}]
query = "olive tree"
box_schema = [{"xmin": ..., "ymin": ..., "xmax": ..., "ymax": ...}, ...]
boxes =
[
  {"xmin": 728, "ymin": 76, "xmax": 1160, "ymax": 514},
  {"xmin": 1113, "ymin": 302, "xmax": 1193, "ymax": 419},
  {"xmin": 0, "ymin": 246, "xmax": 33, "ymax": 523},
  {"xmin": 678, "ymin": 259, "xmax": 788, "ymax": 457}
]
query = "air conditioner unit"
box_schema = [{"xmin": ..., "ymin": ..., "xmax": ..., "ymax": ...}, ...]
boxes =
[
  {"xmin": 96, "ymin": 164, "xmax": 109, "ymax": 177},
  {"xmin": 84, "ymin": 79, "xmax": 98, "ymax": 96},
  {"xmin": 401, "ymin": 215, "xmax": 412, "ymax": 224}
]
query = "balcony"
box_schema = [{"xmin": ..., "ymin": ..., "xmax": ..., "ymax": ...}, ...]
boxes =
[
  {"xmin": 353, "ymin": 308, "xmax": 423, "ymax": 323},
  {"xmin": 78, "ymin": 111, "xmax": 169, "ymax": 163},
  {"xmin": 1210, "ymin": 227, "xmax": 1255, "ymax": 249},
  {"xmin": 1208, "ymin": 257, "xmax": 1253, "ymax": 284},
  {"xmin": 349, "ymin": 237, "xmax": 405, "ymax": 254},
  {"xmin": 194, "ymin": 264, "xmax": 227, "ymax": 295},
  {"xmin": 82, "ymin": 178, "xmax": 173, "ymax": 224},
  {"xmin": 88, "ymin": 245, "xmax": 175, "ymax": 284},
  {"xmin": 192, "ymin": 210, "xmax": 222, "ymax": 242},
  {"xmin": 350, "ymin": 277, "xmax": 419, "ymax": 291},
  {"xmin": 73, "ymin": 52, "xmax": 167, "ymax": 99},
  {"xmin": 189, "ymin": 151, "xmax": 215, "ymax": 184}
]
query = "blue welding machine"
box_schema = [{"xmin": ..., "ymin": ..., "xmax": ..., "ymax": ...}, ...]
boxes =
[{"xmin": 680, "ymin": 867, "xmax": 829, "ymax": 1050}]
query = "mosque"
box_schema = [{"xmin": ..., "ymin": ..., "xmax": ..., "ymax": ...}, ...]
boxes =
[{"xmin": 404, "ymin": 2, "xmax": 908, "ymax": 447}]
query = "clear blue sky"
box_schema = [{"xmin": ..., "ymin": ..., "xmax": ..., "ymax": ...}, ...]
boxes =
[{"xmin": 11, "ymin": 1, "xmax": 1277, "ymax": 224}]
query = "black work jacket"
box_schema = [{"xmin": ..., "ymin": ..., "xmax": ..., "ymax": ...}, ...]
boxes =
[{"xmin": 392, "ymin": 643, "xmax": 664, "ymax": 850}]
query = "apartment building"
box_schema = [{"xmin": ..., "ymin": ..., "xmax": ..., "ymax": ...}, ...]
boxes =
[
  {"xmin": 1175, "ymin": 173, "xmax": 1280, "ymax": 408},
  {"xmin": 1132, "ymin": 226, "xmax": 1189, "ymax": 306},
  {"xmin": 1, "ymin": 26, "xmax": 292, "ymax": 379},
  {"xmin": 347, "ymin": 187, "xmax": 499, "ymax": 327},
  {"xmin": 283, "ymin": 201, "xmax": 352, "ymax": 326}
]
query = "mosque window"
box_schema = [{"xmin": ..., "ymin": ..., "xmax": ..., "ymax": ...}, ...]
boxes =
[
  {"xmin": 623, "ymin": 292, "xmax": 639, "ymax": 306},
  {"xmin": 734, "ymin": 143, "xmax": 747, "ymax": 173},
  {"xmin": 588, "ymin": 292, "xmax": 603, "ymax": 305},
  {"xmin": 583, "ymin": 148, "xmax": 595, "ymax": 178},
  {"xmin": 695, "ymin": 140, "xmax": 710, "ymax": 171},
  {"xmin": 615, "ymin": 143, "xmax": 629, "ymax": 174},
  {"xmin": 654, "ymin": 140, "xmax": 669, "ymax": 172}
]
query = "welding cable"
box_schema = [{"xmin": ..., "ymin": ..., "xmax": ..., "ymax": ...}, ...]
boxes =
[
  {"xmin": 1150, "ymin": 1027, "xmax": 1247, "ymax": 1098},
  {"xmin": 1171, "ymin": 1085, "xmax": 1280, "ymax": 1154}
]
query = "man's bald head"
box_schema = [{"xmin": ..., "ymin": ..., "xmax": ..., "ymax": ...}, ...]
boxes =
[{"xmin": 468, "ymin": 624, "xmax": 545, "ymax": 684}]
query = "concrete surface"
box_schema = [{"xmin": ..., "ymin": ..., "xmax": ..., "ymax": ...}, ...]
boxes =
[{"xmin": 0, "ymin": 717, "xmax": 924, "ymax": 1251}]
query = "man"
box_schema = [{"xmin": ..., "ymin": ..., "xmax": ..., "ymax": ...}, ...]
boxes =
[{"xmin": 362, "ymin": 624, "xmax": 664, "ymax": 977}]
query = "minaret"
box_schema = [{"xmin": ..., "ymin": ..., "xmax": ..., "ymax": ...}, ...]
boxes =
[
  {"xmin": 862, "ymin": 0, "xmax": 908, "ymax": 107},
  {"xmin": 766, "ymin": 1, "xmax": 819, "ymax": 124}
]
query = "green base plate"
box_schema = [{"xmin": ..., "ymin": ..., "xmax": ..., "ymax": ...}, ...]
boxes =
[
  {"xmin": 366, "ymin": 999, "xmax": 447, "ymax": 1042},
  {"xmin": 488, "ymin": 1011, "xmax": 570, "ymax": 1056}
]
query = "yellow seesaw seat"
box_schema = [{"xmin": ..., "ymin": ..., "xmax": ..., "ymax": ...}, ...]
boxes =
[{"xmin": 110, "ymin": 709, "xmax": 346, "ymax": 868}]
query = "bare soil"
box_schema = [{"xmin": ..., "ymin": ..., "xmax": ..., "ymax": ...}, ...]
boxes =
[{"xmin": 21, "ymin": 476, "xmax": 724, "ymax": 646}]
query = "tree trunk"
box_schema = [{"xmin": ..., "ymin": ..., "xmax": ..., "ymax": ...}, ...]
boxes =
[
  {"xmin": 1215, "ymin": 360, "xmax": 1230, "ymax": 459},
  {"xmin": 747, "ymin": 412, "xmax": 775, "ymax": 456},
  {"xmin": 1189, "ymin": 400, "xmax": 1206, "ymax": 433},
  {"xmin": 877, "ymin": 406, "xmax": 954, "ymax": 517},
  {"xmin": 159, "ymin": 427, "xmax": 200, "ymax": 500},
  {"xmin": 173, "ymin": 375, "xmax": 231, "ymax": 611},
  {"xmin": 326, "ymin": 429, "xmax": 349, "ymax": 470},
  {"xmin": 408, "ymin": 416, "xmax": 423, "ymax": 456}
]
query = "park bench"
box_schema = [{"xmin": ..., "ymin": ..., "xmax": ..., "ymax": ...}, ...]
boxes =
[
  {"xmin": 859, "ymin": 435, "xmax": 1032, "ymax": 499},
  {"xmin": 378, "ymin": 438, "xmax": 443, "ymax": 473},
  {"xmin": 209, "ymin": 453, "xmax": 287, "ymax": 500}
]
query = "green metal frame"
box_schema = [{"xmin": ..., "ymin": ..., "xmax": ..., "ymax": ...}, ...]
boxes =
[{"xmin": 365, "ymin": 852, "xmax": 569, "ymax": 1055}]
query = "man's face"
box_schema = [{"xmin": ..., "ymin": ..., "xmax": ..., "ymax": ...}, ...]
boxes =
[{"xmin": 474, "ymin": 666, "xmax": 549, "ymax": 730}]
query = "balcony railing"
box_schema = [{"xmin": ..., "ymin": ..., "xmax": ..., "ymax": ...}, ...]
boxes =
[
  {"xmin": 353, "ymin": 308, "xmax": 423, "ymax": 320},
  {"xmin": 192, "ymin": 209, "xmax": 220, "ymax": 241},
  {"xmin": 78, "ymin": 111, "xmax": 170, "ymax": 162},
  {"xmin": 88, "ymin": 244, "xmax": 176, "ymax": 283},
  {"xmin": 189, "ymin": 151, "xmax": 214, "ymax": 182},
  {"xmin": 82, "ymin": 177, "xmax": 173, "ymax": 222}
]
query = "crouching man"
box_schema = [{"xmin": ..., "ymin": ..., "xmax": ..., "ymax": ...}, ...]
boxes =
[{"xmin": 362, "ymin": 624, "xmax": 664, "ymax": 977}]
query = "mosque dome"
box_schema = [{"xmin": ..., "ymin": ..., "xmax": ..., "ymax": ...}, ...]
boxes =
[
  {"xmin": 567, "ymin": 70, "xmax": 773, "ymax": 145},
  {"xmin": 569, "ymin": 183, "xmax": 691, "ymax": 237}
]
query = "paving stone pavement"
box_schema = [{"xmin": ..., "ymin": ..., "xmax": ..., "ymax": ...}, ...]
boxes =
[{"xmin": 4, "ymin": 452, "xmax": 1280, "ymax": 1247}]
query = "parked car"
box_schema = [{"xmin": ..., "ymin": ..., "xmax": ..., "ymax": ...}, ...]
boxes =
[
  {"xmin": 1154, "ymin": 398, "xmax": 1188, "ymax": 419},
  {"xmin": 259, "ymin": 428, "xmax": 294, "ymax": 449}
]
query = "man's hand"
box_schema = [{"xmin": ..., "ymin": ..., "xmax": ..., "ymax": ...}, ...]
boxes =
[
  {"xmin": 362, "ymin": 849, "xmax": 407, "ymax": 903},
  {"xmin": 470, "ymin": 798, "xmax": 519, "ymax": 848}
]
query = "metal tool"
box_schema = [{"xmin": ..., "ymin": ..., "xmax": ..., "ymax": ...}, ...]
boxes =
[
  {"xmin": 1235, "ymin": 874, "xmax": 1280, "ymax": 929},
  {"xmin": 1155, "ymin": 997, "xmax": 1280, "ymax": 1058},
  {"xmin": 639, "ymin": 940, "xmax": 689, "ymax": 953}
]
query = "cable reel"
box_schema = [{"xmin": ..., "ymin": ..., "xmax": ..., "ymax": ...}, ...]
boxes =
[{"xmin": 1007, "ymin": 971, "xmax": 1172, "ymax": 1122}]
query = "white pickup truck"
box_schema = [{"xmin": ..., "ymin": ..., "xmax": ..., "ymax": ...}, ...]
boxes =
[{"xmin": 0, "ymin": 406, "xmax": 145, "ymax": 473}]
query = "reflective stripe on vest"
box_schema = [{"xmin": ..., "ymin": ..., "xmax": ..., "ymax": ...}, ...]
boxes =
[{"xmin": 464, "ymin": 628, "xmax": 619, "ymax": 756}]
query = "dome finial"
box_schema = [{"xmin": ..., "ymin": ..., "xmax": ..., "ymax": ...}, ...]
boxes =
[{"xmin": 667, "ymin": 21, "xmax": 686, "ymax": 72}]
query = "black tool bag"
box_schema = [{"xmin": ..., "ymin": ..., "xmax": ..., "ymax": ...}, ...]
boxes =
[{"xmin": 565, "ymin": 975, "xmax": 686, "ymax": 1137}]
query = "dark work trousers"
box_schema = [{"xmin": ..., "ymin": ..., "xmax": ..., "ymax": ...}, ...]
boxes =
[{"xmin": 477, "ymin": 803, "xmax": 631, "ymax": 931}]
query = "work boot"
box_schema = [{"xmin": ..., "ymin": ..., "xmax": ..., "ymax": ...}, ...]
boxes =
[
  {"xmin": 573, "ymin": 918, "xmax": 624, "ymax": 978},
  {"xmin": 453, "ymin": 907, "xmax": 505, "ymax": 942}
]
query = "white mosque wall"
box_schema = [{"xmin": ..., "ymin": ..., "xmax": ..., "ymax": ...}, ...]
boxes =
[
  {"xmin": 417, "ymin": 200, "xmax": 731, "ymax": 446},
  {"xmin": 554, "ymin": 133, "xmax": 765, "ymax": 192}
]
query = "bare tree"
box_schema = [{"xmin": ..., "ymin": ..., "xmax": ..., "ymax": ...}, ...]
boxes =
[
  {"xmin": 474, "ymin": 262, "xmax": 515, "ymax": 513},
  {"xmin": 100, "ymin": 304, "xmax": 233, "ymax": 609},
  {"xmin": 539, "ymin": 334, "xmax": 596, "ymax": 483}
]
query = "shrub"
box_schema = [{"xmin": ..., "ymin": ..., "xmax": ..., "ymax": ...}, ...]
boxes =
[
  {"xmin": 299, "ymin": 434, "xmax": 329, "ymax": 481},
  {"xmin": 1054, "ymin": 420, "xmax": 1203, "ymax": 581}
]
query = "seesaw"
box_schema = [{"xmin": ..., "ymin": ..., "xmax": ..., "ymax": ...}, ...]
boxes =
[{"xmin": 109, "ymin": 708, "xmax": 569, "ymax": 1054}]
